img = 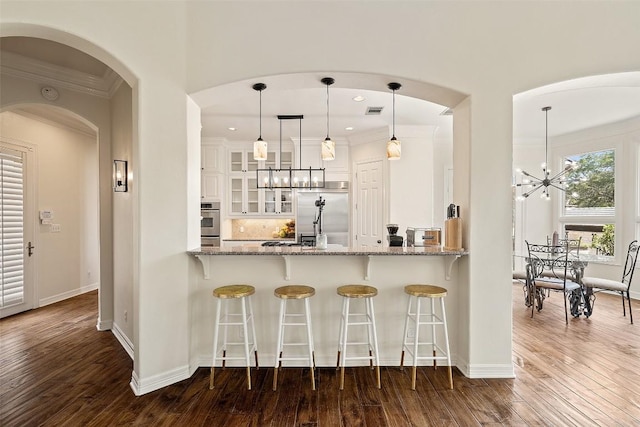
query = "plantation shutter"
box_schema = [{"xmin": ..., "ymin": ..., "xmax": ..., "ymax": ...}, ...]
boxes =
[{"xmin": 1, "ymin": 147, "xmax": 25, "ymax": 308}]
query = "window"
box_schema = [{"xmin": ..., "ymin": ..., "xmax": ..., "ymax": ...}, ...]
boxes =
[{"xmin": 561, "ymin": 149, "xmax": 615, "ymax": 256}]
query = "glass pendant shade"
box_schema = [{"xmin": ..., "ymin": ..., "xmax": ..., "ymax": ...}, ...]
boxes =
[
  {"xmin": 252, "ymin": 82, "xmax": 267, "ymax": 160},
  {"xmin": 387, "ymin": 82, "xmax": 402, "ymax": 160},
  {"xmin": 387, "ymin": 136, "xmax": 401, "ymax": 160},
  {"xmin": 322, "ymin": 137, "xmax": 335, "ymax": 161},
  {"xmin": 253, "ymin": 137, "xmax": 267, "ymax": 160},
  {"xmin": 321, "ymin": 77, "xmax": 335, "ymax": 161}
]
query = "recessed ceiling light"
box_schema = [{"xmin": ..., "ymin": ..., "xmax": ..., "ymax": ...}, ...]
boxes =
[
  {"xmin": 352, "ymin": 95, "xmax": 365, "ymax": 102},
  {"xmin": 345, "ymin": 127, "xmax": 354, "ymax": 131},
  {"xmin": 228, "ymin": 127, "xmax": 237, "ymax": 131}
]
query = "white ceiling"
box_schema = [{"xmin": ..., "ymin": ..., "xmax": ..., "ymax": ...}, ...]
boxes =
[{"xmin": 2, "ymin": 37, "xmax": 640, "ymax": 145}]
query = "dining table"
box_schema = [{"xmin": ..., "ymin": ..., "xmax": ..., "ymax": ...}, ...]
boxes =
[{"xmin": 513, "ymin": 250, "xmax": 611, "ymax": 318}]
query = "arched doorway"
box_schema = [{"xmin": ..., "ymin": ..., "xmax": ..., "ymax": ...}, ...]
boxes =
[{"xmin": 0, "ymin": 30, "xmax": 137, "ymax": 358}]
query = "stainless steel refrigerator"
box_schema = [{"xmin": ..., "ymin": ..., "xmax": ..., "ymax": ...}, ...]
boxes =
[{"xmin": 296, "ymin": 188, "xmax": 350, "ymax": 247}]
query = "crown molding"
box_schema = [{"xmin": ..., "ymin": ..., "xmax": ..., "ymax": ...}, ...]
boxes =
[
  {"xmin": 0, "ymin": 51, "xmax": 123, "ymax": 99},
  {"xmin": 9, "ymin": 109, "xmax": 96, "ymax": 138}
]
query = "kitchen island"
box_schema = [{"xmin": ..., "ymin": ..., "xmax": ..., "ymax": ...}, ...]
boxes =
[{"xmin": 188, "ymin": 246, "xmax": 468, "ymax": 371}]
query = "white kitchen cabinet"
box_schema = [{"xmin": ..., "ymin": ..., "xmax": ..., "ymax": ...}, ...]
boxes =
[
  {"xmin": 200, "ymin": 142, "xmax": 224, "ymax": 201},
  {"xmin": 228, "ymin": 176, "xmax": 259, "ymax": 215},
  {"xmin": 202, "ymin": 143, "xmax": 223, "ymax": 173},
  {"xmin": 201, "ymin": 172, "xmax": 222, "ymax": 201},
  {"xmin": 229, "ymin": 149, "xmax": 259, "ymax": 173},
  {"xmin": 263, "ymin": 187, "xmax": 294, "ymax": 215},
  {"xmin": 227, "ymin": 144, "xmax": 295, "ymax": 216}
]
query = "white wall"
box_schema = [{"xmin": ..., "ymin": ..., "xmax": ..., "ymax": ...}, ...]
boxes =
[
  {"xmin": 389, "ymin": 127, "xmax": 437, "ymax": 234},
  {"xmin": 4, "ymin": 0, "xmax": 640, "ymax": 393},
  {"xmin": 111, "ymin": 83, "xmax": 134, "ymax": 350},
  {"xmin": 0, "ymin": 111, "xmax": 100, "ymax": 305}
]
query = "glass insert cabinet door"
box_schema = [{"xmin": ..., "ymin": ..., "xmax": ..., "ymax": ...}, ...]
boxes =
[
  {"xmin": 230, "ymin": 177, "xmax": 243, "ymax": 214},
  {"xmin": 246, "ymin": 177, "xmax": 259, "ymax": 214}
]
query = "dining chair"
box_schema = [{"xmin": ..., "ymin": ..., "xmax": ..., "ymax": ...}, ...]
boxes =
[
  {"xmin": 525, "ymin": 240, "xmax": 582, "ymax": 324},
  {"xmin": 581, "ymin": 240, "xmax": 639, "ymax": 324},
  {"xmin": 541, "ymin": 235, "xmax": 582, "ymax": 281}
]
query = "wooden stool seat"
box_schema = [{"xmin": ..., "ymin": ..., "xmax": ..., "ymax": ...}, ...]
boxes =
[
  {"xmin": 274, "ymin": 285, "xmax": 315, "ymax": 299},
  {"xmin": 337, "ymin": 284, "xmax": 378, "ymax": 298},
  {"xmin": 405, "ymin": 284, "xmax": 447, "ymax": 298},
  {"xmin": 213, "ymin": 284, "xmax": 255, "ymax": 299}
]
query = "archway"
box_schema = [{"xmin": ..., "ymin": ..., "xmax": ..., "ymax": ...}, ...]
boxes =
[{"xmin": 0, "ymin": 27, "xmax": 138, "ymax": 359}]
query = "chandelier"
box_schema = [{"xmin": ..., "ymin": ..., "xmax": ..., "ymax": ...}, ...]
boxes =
[
  {"xmin": 256, "ymin": 115, "xmax": 325, "ymax": 189},
  {"xmin": 516, "ymin": 106, "xmax": 577, "ymax": 200}
]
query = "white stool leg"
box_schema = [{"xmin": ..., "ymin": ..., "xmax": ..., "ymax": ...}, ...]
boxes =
[
  {"xmin": 367, "ymin": 296, "xmax": 381, "ymax": 389},
  {"xmin": 248, "ymin": 295, "xmax": 259, "ymax": 369},
  {"xmin": 431, "ymin": 297, "xmax": 437, "ymax": 369},
  {"xmin": 340, "ymin": 297, "xmax": 350, "ymax": 390},
  {"xmin": 241, "ymin": 296, "xmax": 252, "ymax": 390},
  {"xmin": 273, "ymin": 298, "xmax": 286, "ymax": 390},
  {"xmin": 210, "ymin": 298, "xmax": 222, "ymax": 389},
  {"xmin": 336, "ymin": 296, "xmax": 347, "ymax": 369},
  {"xmin": 412, "ymin": 296, "xmax": 421, "ymax": 390},
  {"xmin": 400, "ymin": 295, "xmax": 412, "ymax": 370},
  {"xmin": 440, "ymin": 297, "xmax": 453, "ymax": 389},
  {"xmin": 222, "ymin": 300, "xmax": 229, "ymax": 368},
  {"xmin": 304, "ymin": 298, "xmax": 316, "ymax": 390}
]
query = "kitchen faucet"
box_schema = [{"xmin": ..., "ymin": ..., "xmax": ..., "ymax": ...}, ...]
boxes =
[{"xmin": 313, "ymin": 196, "xmax": 325, "ymax": 235}]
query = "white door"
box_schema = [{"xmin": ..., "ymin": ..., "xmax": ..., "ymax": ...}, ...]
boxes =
[
  {"xmin": 1, "ymin": 142, "xmax": 35, "ymax": 318},
  {"xmin": 355, "ymin": 160, "xmax": 384, "ymax": 249}
]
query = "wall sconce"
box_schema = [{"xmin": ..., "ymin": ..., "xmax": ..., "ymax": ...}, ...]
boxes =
[{"xmin": 113, "ymin": 160, "xmax": 128, "ymax": 192}]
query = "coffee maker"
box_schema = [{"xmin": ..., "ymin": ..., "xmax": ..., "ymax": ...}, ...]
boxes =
[{"xmin": 386, "ymin": 224, "xmax": 403, "ymax": 247}]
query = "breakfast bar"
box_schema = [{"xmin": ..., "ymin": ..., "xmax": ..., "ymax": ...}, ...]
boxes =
[{"xmin": 188, "ymin": 246, "xmax": 468, "ymax": 370}]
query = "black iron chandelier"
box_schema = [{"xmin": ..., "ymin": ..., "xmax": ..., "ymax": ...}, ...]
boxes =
[
  {"xmin": 516, "ymin": 106, "xmax": 578, "ymax": 200},
  {"xmin": 256, "ymin": 115, "xmax": 325, "ymax": 189}
]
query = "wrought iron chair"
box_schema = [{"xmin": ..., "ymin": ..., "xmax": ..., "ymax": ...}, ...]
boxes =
[
  {"xmin": 525, "ymin": 240, "xmax": 582, "ymax": 324},
  {"xmin": 581, "ymin": 240, "xmax": 639, "ymax": 324}
]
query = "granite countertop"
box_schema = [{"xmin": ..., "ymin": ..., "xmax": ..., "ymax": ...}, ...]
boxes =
[
  {"xmin": 189, "ymin": 245, "xmax": 468, "ymax": 256},
  {"xmin": 222, "ymin": 238, "xmax": 296, "ymax": 242}
]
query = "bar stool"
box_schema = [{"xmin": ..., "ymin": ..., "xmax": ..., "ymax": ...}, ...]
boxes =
[
  {"xmin": 400, "ymin": 284, "xmax": 453, "ymax": 390},
  {"xmin": 209, "ymin": 284, "xmax": 259, "ymax": 390},
  {"xmin": 273, "ymin": 285, "xmax": 316, "ymax": 391},
  {"xmin": 336, "ymin": 284, "xmax": 381, "ymax": 390}
]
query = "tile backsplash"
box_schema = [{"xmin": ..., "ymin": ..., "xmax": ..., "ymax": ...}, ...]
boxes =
[{"xmin": 231, "ymin": 218, "xmax": 295, "ymax": 239}]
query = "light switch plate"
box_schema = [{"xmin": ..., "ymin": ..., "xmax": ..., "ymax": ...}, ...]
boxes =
[{"xmin": 50, "ymin": 224, "xmax": 61, "ymax": 233}]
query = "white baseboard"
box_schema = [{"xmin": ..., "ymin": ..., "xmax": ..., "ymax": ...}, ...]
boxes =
[
  {"xmin": 39, "ymin": 282, "xmax": 98, "ymax": 307},
  {"xmin": 112, "ymin": 322, "xmax": 134, "ymax": 360},
  {"xmin": 130, "ymin": 365, "xmax": 191, "ymax": 396},
  {"xmin": 456, "ymin": 359, "xmax": 515, "ymax": 378}
]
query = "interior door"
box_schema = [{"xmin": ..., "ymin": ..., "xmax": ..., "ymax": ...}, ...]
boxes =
[
  {"xmin": 355, "ymin": 160, "xmax": 384, "ymax": 249},
  {"xmin": 1, "ymin": 142, "xmax": 35, "ymax": 318}
]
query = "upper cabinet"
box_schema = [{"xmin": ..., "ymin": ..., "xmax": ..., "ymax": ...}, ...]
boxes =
[
  {"xmin": 226, "ymin": 143, "xmax": 295, "ymax": 217},
  {"xmin": 202, "ymin": 143, "xmax": 224, "ymax": 173},
  {"xmin": 229, "ymin": 149, "xmax": 259, "ymax": 173},
  {"xmin": 201, "ymin": 141, "xmax": 224, "ymax": 201}
]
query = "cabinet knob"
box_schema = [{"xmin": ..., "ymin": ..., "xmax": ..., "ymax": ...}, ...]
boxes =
[{"xmin": 377, "ymin": 240, "xmax": 382, "ymax": 244}]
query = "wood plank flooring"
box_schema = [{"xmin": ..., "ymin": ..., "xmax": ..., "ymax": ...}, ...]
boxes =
[{"xmin": 1, "ymin": 286, "xmax": 639, "ymax": 426}]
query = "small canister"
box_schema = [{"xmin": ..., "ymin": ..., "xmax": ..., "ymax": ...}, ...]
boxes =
[{"xmin": 423, "ymin": 228, "xmax": 441, "ymax": 246}]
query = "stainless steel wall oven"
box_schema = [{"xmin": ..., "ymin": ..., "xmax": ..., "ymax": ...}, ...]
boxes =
[{"xmin": 201, "ymin": 201, "xmax": 220, "ymax": 247}]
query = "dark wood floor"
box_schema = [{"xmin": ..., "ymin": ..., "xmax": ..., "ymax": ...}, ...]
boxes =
[{"xmin": 1, "ymin": 286, "xmax": 639, "ymax": 426}]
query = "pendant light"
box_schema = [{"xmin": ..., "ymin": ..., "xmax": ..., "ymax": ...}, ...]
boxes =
[
  {"xmin": 515, "ymin": 106, "xmax": 578, "ymax": 200},
  {"xmin": 387, "ymin": 82, "xmax": 402, "ymax": 160},
  {"xmin": 252, "ymin": 83, "xmax": 267, "ymax": 161},
  {"xmin": 321, "ymin": 77, "xmax": 336, "ymax": 161}
]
